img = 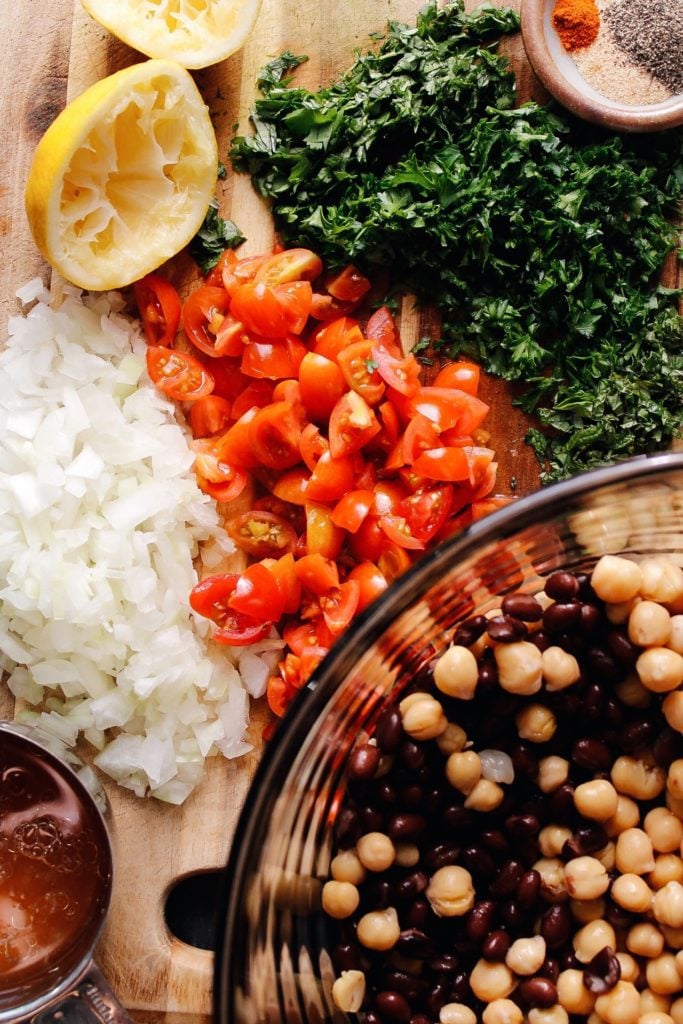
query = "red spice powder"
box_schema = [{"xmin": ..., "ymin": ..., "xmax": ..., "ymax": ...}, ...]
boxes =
[{"xmin": 552, "ymin": 0, "xmax": 600, "ymax": 51}]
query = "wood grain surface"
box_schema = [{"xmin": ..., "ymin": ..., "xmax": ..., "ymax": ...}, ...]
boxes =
[{"xmin": 0, "ymin": 0, "xmax": 648, "ymax": 1020}]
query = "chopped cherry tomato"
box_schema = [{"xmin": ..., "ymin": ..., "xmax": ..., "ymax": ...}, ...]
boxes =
[
  {"xmin": 337, "ymin": 340, "xmax": 386, "ymax": 405},
  {"xmin": 377, "ymin": 401, "xmax": 401, "ymax": 446},
  {"xmin": 231, "ymin": 380, "xmax": 274, "ymax": 420},
  {"xmin": 226, "ymin": 510, "xmax": 297, "ymax": 557},
  {"xmin": 201, "ymin": 359, "xmax": 249, "ymax": 401},
  {"xmin": 298, "ymin": 352, "xmax": 346, "ymax": 423},
  {"xmin": 312, "ymin": 317, "xmax": 364, "ymax": 363},
  {"xmin": 189, "ymin": 395, "xmax": 232, "ymax": 437},
  {"xmin": 331, "ymin": 489, "xmax": 375, "ymax": 533},
  {"xmin": 249, "ymin": 401, "xmax": 303, "ymax": 470},
  {"xmin": 267, "ymin": 553, "xmax": 302, "ymax": 615},
  {"xmin": 309, "ymin": 293, "xmax": 359, "ymax": 320},
  {"xmin": 189, "ymin": 573, "xmax": 239, "ymax": 624},
  {"xmin": 324, "ymin": 265, "xmax": 371, "ymax": 304},
  {"xmin": 283, "ymin": 619, "xmax": 335, "ymax": 656},
  {"xmin": 228, "ymin": 563, "xmax": 285, "ymax": 622},
  {"xmin": 433, "ymin": 360, "xmax": 481, "ymax": 396},
  {"xmin": 348, "ymin": 515, "xmax": 386, "ymax": 563},
  {"xmin": 267, "ymin": 674, "xmax": 289, "ymax": 717},
  {"xmin": 373, "ymin": 345, "xmax": 420, "ymax": 397},
  {"xmin": 306, "ymin": 450, "xmax": 356, "ymax": 503},
  {"xmin": 348, "ymin": 561, "xmax": 389, "ymax": 612},
  {"xmin": 319, "ymin": 580, "xmax": 361, "ymax": 634},
  {"xmin": 365, "ymin": 306, "xmax": 398, "ymax": 347},
  {"xmin": 306, "ymin": 502, "xmax": 345, "ymax": 559},
  {"xmin": 241, "ymin": 335, "xmax": 306, "ymax": 379},
  {"xmin": 401, "ymin": 485, "xmax": 453, "ymax": 544},
  {"xmin": 299, "ymin": 422, "xmax": 329, "ymax": 471},
  {"xmin": 294, "ymin": 554, "xmax": 340, "ymax": 596},
  {"xmin": 273, "ymin": 281, "xmax": 313, "ymax": 334},
  {"xmin": 253, "ymin": 494, "xmax": 305, "ymax": 532},
  {"xmin": 197, "ymin": 469, "xmax": 248, "ymax": 503},
  {"xmin": 410, "ymin": 387, "xmax": 489, "ymax": 436},
  {"xmin": 329, "ymin": 391, "xmax": 381, "ymax": 458},
  {"xmin": 230, "ymin": 282, "xmax": 289, "ymax": 338},
  {"xmin": 215, "ymin": 407, "xmax": 261, "ymax": 468},
  {"xmin": 182, "ymin": 286, "xmax": 234, "ymax": 357},
  {"xmin": 379, "ymin": 515, "xmax": 425, "ymax": 550},
  {"xmin": 204, "ymin": 249, "xmax": 237, "ymax": 288},
  {"xmin": 254, "ymin": 248, "xmax": 323, "ymax": 286},
  {"xmin": 272, "ymin": 466, "xmax": 310, "ymax": 506},
  {"xmin": 221, "ymin": 253, "xmax": 270, "ymax": 295},
  {"xmin": 372, "ymin": 481, "xmax": 409, "ymax": 517},
  {"xmin": 401, "ymin": 413, "xmax": 442, "ymax": 464},
  {"xmin": 412, "ymin": 446, "xmax": 471, "ymax": 482},
  {"xmin": 378, "ymin": 542, "xmax": 412, "ymax": 582},
  {"xmin": 133, "ymin": 273, "xmax": 181, "ymax": 347},
  {"xmin": 191, "ymin": 437, "xmax": 248, "ymax": 501},
  {"xmin": 146, "ymin": 347, "xmax": 214, "ymax": 402}
]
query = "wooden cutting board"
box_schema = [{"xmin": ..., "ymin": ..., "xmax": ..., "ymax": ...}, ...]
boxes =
[{"xmin": 0, "ymin": 0, "xmax": 551, "ymax": 1020}]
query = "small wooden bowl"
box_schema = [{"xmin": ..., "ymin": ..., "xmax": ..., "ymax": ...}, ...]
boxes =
[{"xmin": 520, "ymin": 0, "xmax": 683, "ymax": 132}]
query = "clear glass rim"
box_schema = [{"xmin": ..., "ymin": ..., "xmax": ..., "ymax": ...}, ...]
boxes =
[{"xmin": 214, "ymin": 450, "xmax": 683, "ymax": 1015}]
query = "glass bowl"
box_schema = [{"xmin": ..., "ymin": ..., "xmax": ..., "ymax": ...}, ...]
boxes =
[{"xmin": 215, "ymin": 452, "xmax": 683, "ymax": 1023}]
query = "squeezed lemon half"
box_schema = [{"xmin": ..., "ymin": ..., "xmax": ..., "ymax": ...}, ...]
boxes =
[
  {"xmin": 25, "ymin": 59, "xmax": 218, "ymax": 291},
  {"xmin": 81, "ymin": 0, "xmax": 262, "ymax": 69}
]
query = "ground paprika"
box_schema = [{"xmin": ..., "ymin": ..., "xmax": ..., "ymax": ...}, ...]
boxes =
[{"xmin": 552, "ymin": 0, "xmax": 600, "ymax": 50}]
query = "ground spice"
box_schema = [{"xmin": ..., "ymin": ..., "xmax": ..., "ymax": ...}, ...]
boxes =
[
  {"xmin": 552, "ymin": 0, "xmax": 601, "ymax": 51},
  {"xmin": 604, "ymin": 0, "xmax": 683, "ymax": 95}
]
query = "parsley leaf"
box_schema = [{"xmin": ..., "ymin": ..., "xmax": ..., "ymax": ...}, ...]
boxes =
[{"xmin": 190, "ymin": 200, "xmax": 246, "ymax": 274}]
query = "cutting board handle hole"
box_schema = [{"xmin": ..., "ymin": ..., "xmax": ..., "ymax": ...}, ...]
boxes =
[{"xmin": 164, "ymin": 869, "xmax": 224, "ymax": 951}]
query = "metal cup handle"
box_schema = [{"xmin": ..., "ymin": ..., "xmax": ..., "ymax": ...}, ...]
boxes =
[{"xmin": 30, "ymin": 965, "xmax": 134, "ymax": 1024}]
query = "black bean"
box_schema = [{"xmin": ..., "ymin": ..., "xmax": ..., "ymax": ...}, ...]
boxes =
[
  {"xmin": 562, "ymin": 824, "xmax": 608, "ymax": 859},
  {"xmin": 466, "ymin": 901, "xmax": 497, "ymax": 941},
  {"xmin": 449, "ymin": 972, "xmax": 471, "ymax": 1003},
  {"xmin": 360, "ymin": 805, "xmax": 385, "ymax": 833},
  {"xmin": 583, "ymin": 946, "xmax": 621, "ymax": 994},
  {"xmin": 510, "ymin": 744, "xmax": 538, "ymax": 780},
  {"xmin": 502, "ymin": 593, "xmax": 544, "ymax": 621},
  {"xmin": 335, "ymin": 806, "xmax": 361, "ymax": 845},
  {"xmin": 401, "ymin": 785, "xmax": 424, "ymax": 810},
  {"xmin": 375, "ymin": 991, "xmax": 412, "ymax": 1024},
  {"xmin": 395, "ymin": 872, "xmax": 429, "ymax": 901},
  {"xmin": 365, "ymin": 1013, "xmax": 382, "ymax": 1024},
  {"xmin": 618, "ymin": 718, "xmax": 655, "ymax": 753},
  {"xmin": 549, "ymin": 783, "xmax": 575, "ymax": 824},
  {"xmin": 459, "ymin": 845, "xmax": 497, "ymax": 879},
  {"xmin": 366, "ymin": 879, "xmax": 393, "ymax": 909},
  {"xmin": 517, "ymin": 977, "xmax": 558, "ymax": 1009},
  {"xmin": 452, "ymin": 615, "xmax": 488, "ymax": 647},
  {"xmin": 332, "ymin": 943, "xmax": 362, "ymax": 971},
  {"xmin": 349, "ymin": 743, "xmax": 381, "ymax": 780},
  {"xmin": 381, "ymin": 971, "xmax": 421, "ymax": 1002},
  {"xmin": 388, "ymin": 814, "xmax": 427, "ymax": 842},
  {"xmin": 429, "ymin": 954, "xmax": 459, "ymax": 973},
  {"xmin": 375, "ymin": 781, "xmax": 398, "ymax": 806},
  {"xmin": 545, "ymin": 571, "xmax": 579, "ymax": 601},
  {"xmin": 604, "ymin": 900, "xmax": 634, "ymax": 929},
  {"xmin": 529, "ymin": 629, "xmax": 553, "ymax": 652},
  {"xmin": 579, "ymin": 603, "xmax": 602, "ymax": 634},
  {"xmin": 505, "ymin": 814, "xmax": 540, "ymax": 839},
  {"xmin": 410, "ymin": 1016, "xmax": 431, "ymax": 1024},
  {"xmin": 653, "ymin": 727, "xmax": 683, "ymax": 768},
  {"xmin": 500, "ymin": 899, "xmax": 526, "ymax": 931},
  {"xmin": 424, "ymin": 842, "xmax": 460, "ymax": 871},
  {"xmin": 481, "ymin": 829, "xmax": 509, "ymax": 854},
  {"xmin": 544, "ymin": 600, "xmax": 584, "ymax": 634},
  {"xmin": 477, "ymin": 656, "xmax": 499, "ymax": 690},
  {"xmin": 425, "ymin": 981, "xmax": 449, "ymax": 1018},
  {"xmin": 404, "ymin": 899, "xmax": 429, "ymax": 929},
  {"xmin": 399, "ymin": 741, "xmax": 425, "ymax": 770},
  {"xmin": 540, "ymin": 904, "xmax": 573, "ymax": 949},
  {"xmin": 487, "ymin": 615, "xmax": 528, "ymax": 642},
  {"xmin": 586, "ymin": 648, "xmax": 621, "ymax": 686},
  {"xmin": 571, "ymin": 737, "xmax": 612, "ymax": 773},
  {"xmin": 396, "ymin": 930, "xmax": 434, "ymax": 958},
  {"xmin": 482, "ymin": 930, "xmax": 511, "ymax": 961},
  {"xmin": 375, "ymin": 707, "xmax": 403, "ymax": 753},
  {"xmin": 490, "ymin": 860, "xmax": 524, "ymax": 896},
  {"xmin": 539, "ymin": 957, "xmax": 560, "ymax": 982},
  {"xmin": 607, "ymin": 628, "xmax": 639, "ymax": 668},
  {"xmin": 516, "ymin": 870, "xmax": 541, "ymax": 907}
]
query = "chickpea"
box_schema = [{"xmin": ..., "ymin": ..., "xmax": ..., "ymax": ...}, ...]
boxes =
[
  {"xmin": 647, "ymin": 953, "xmax": 683, "ymax": 995},
  {"xmin": 677, "ymin": 950, "xmax": 683, "ymax": 975},
  {"xmin": 610, "ymin": 872, "xmax": 653, "ymax": 913},
  {"xmin": 527, "ymin": 1008, "xmax": 569, "ymax": 1024},
  {"xmin": 606, "ymin": 597, "xmax": 639, "ymax": 625},
  {"xmin": 573, "ymin": 919, "xmax": 616, "ymax": 963},
  {"xmin": 591, "ymin": 554, "xmax": 642, "ymax": 603},
  {"xmin": 446, "ymin": 750, "xmax": 482, "ymax": 794},
  {"xmin": 651, "ymin": 854, "xmax": 683, "ymax": 889},
  {"xmin": 605, "ymin": 794, "xmax": 641, "ymax": 837},
  {"xmin": 615, "ymin": 673, "xmax": 652, "ymax": 708},
  {"xmin": 542, "ymin": 646, "xmax": 581, "ymax": 691},
  {"xmin": 616, "ymin": 952, "xmax": 639, "ymax": 983},
  {"xmin": 672, "ymin": 1001, "xmax": 683, "ymax": 1024},
  {"xmin": 330, "ymin": 850, "xmax": 366, "ymax": 885},
  {"xmin": 426, "ymin": 865, "xmax": 475, "ymax": 917},
  {"xmin": 516, "ymin": 703, "xmax": 557, "ymax": 743},
  {"xmin": 574, "ymin": 779, "xmax": 619, "ymax": 821},
  {"xmin": 668, "ymin": 760, "xmax": 683, "ymax": 800},
  {"xmin": 646, "ymin": 807, "xmax": 683, "ymax": 853},
  {"xmin": 653, "ymin": 881, "xmax": 683, "ymax": 928},
  {"xmin": 400, "ymin": 694, "xmax": 448, "ymax": 740},
  {"xmin": 570, "ymin": 897, "xmax": 606, "ymax": 924},
  {"xmin": 534, "ymin": 857, "xmax": 568, "ymax": 902},
  {"xmin": 398, "ymin": 691, "xmax": 429, "ymax": 713},
  {"xmin": 627, "ymin": 922, "xmax": 665, "ymax": 959},
  {"xmin": 321, "ymin": 880, "xmax": 360, "ymax": 919},
  {"xmin": 505, "ymin": 935, "xmax": 546, "ymax": 976},
  {"xmin": 611, "ymin": 755, "xmax": 666, "ymax": 801},
  {"xmin": 440, "ymin": 1005, "xmax": 477, "ymax": 1024},
  {"xmin": 663, "ymin": 691, "xmax": 683, "ymax": 733},
  {"xmin": 469, "ymin": 959, "xmax": 515, "ymax": 1002},
  {"xmin": 356, "ymin": 906, "xmax": 400, "ymax": 951},
  {"xmin": 395, "ymin": 843, "xmax": 420, "ymax": 868},
  {"xmin": 436, "ymin": 722, "xmax": 468, "ymax": 756},
  {"xmin": 564, "ymin": 856, "xmax": 609, "ymax": 900},
  {"xmin": 669, "ymin": 615, "xmax": 683, "ymax": 654},
  {"xmin": 331, "ymin": 970, "xmax": 366, "ymax": 1012},
  {"xmin": 615, "ymin": 827, "xmax": 656, "ymax": 874},
  {"xmin": 465, "ymin": 778, "xmax": 504, "ymax": 812},
  {"xmin": 481, "ymin": 999, "xmax": 524, "ymax": 1024},
  {"xmin": 494, "ymin": 641, "xmax": 543, "ymax": 696},
  {"xmin": 356, "ymin": 832, "xmax": 396, "ymax": 873},
  {"xmin": 539, "ymin": 825, "xmax": 572, "ymax": 858},
  {"xmin": 637, "ymin": 648, "xmax": 683, "ymax": 694},
  {"xmin": 594, "ymin": 981, "xmax": 641, "ymax": 1024},
  {"xmin": 595, "ymin": 841, "xmax": 616, "ymax": 871},
  {"xmin": 666, "ymin": 790, "xmax": 683, "ymax": 819},
  {"xmin": 557, "ymin": 968, "xmax": 596, "ymax": 1014},
  {"xmin": 434, "ymin": 645, "xmax": 480, "ymax": 700},
  {"xmin": 661, "ymin": 924, "xmax": 683, "ymax": 950},
  {"xmin": 628, "ymin": 600, "xmax": 672, "ymax": 647},
  {"xmin": 639, "ymin": 556, "xmax": 683, "ymax": 606},
  {"xmin": 537, "ymin": 755, "xmax": 570, "ymax": 793},
  {"xmin": 641, "ymin": 989, "xmax": 672, "ymax": 1015},
  {"xmin": 640, "ymin": 1014, "xmax": 675, "ymax": 1024}
]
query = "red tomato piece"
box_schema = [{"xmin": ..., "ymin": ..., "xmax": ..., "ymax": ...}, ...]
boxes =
[
  {"xmin": 189, "ymin": 395, "xmax": 232, "ymax": 438},
  {"xmin": 267, "ymin": 553, "xmax": 302, "ymax": 615},
  {"xmin": 433, "ymin": 360, "xmax": 481, "ymax": 396},
  {"xmin": 241, "ymin": 336, "xmax": 306, "ymax": 379},
  {"xmin": 230, "ymin": 282, "xmax": 289, "ymax": 338},
  {"xmin": 337, "ymin": 340, "xmax": 386, "ymax": 405},
  {"xmin": 298, "ymin": 352, "xmax": 346, "ymax": 423},
  {"xmin": 267, "ymin": 674, "xmax": 289, "ymax": 717},
  {"xmin": 226, "ymin": 510, "xmax": 297, "ymax": 558},
  {"xmin": 189, "ymin": 573, "xmax": 239, "ymax": 624},
  {"xmin": 197, "ymin": 470, "xmax": 248, "ymax": 504},
  {"xmin": 283, "ymin": 619, "xmax": 334, "ymax": 656},
  {"xmin": 348, "ymin": 515, "xmax": 386, "ymax": 563},
  {"xmin": 372, "ymin": 345, "xmax": 421, "ymax": 397},
  {"xmin": 273, "ymin": 467, "xmax": 310, "ymax": 506},
  {"xmin": 365, "ymin": 305, "xmax": 398, "ymax": 347},
  {"xmin": 377, "ymin": 542, "xmax": 413, "ymax": 582},
  {"xmin": 410, "ymin": 387, "xmax": 489, "ymax": 436},
  {"xmin": 249, "ymin": 402, "xmax": 303, "ymax": 470},
  {"xmin": 309, "ymin": 294, "xmax": 360, "ymax": 321},
  {"xmin": 412, "ymin": 446, "xmax": 471, "ymax": 482},
  {"xmin": 311, "ymin": 317, "xmax": 364, "ymax": 362},
  {"xmin": 146, "ymin": 346, "xmax": 214, "ymax": 402},
  {"xmin": 221, "ymin": 253, "xmax": 270, "ymax": 296},
  {"xmin": 331, "ymin": 489, "xmax": 375, "ymax": 533},
  {"xmin": 299, "ymin": 422, "xmax": 329, "ymax": 471},
  {"xmin": 305, "ymin": 502, "xmax": 345, "ymax": 559},
  {"xmin": 214, "ymin": 407, "xmax": 261, "ymax": 468},
  {"xmin": 401, "ymin": 485, "xmax": 453, "ymax": 544},
  {"xmin": 348, "ymin": 561, "xmax": 389, "ymax": 612},
  {"xmin": 201, "ymin": 359, "xmax": 249, "ymax": 402},
  {"xmin": 377, "ymin": 401, "xmax": 401, "ymax": 446},
  {"xmin": 294, "ymin": 554, "xmax": 340, "ymax": 596},
  {"xmin": 133, "ymin": 273, "xmax": 181, "ymax": 347},
  {"xmin": 379, "ymin": 515, "xmax": 425, "ymax": 550},
  {"xmin": 272, "ymin": 280, "xmax": 313, "ymax": 334},
  {"xmin": 231, "ymin": 380, "xmax": 274, "ymax": 420},
  {"xmin": 204, "ymin": 249, "xmax": 237, "ymax": 288},
  {"xmin": 372, "ymin": 481, "xmax": 409, "ymax": 517},
  {"xmin": 319, "ymin": 580, "xmax": 361, "ymax": 634},
  {"xmin": 182, "ymin": 286, "xmax": 234, "ymax": 357},
  {"xmin": 254, "ymin": 248, "xmax": 323, "ymax": 286},
  {"xmin": 324, "ymin": 265, "xmax": 371, "ymax": 304},
  {"xmin": 329, "ymin": 391, "xmax": 381, "ymax": 458},
  {"xmin": 252, "ymin": 495, "xmax": 305, "ymax": 532},
  {"xmin": 191, "ymin": 437, "xmax": 248, "ymax": 498},
  {"xmin": 228, "ymin": 563, "xmax": 285, "ymax": 622},
  {"xmin": 306, "ymin": 450, "xmax": 356, "ymax": 503}
]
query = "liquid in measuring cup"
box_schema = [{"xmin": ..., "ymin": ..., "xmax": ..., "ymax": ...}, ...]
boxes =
[{"xmin": 0, "ymin": 731, "xmax": 111, "ymax": 1012}]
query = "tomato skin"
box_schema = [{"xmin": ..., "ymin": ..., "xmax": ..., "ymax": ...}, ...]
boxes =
[
  {"xmin": 338, "ymin": 340, "xmax": 386, "ymax": 405},
  {"xmin": 311, "ymin": 317, "xmax": 364, "ymax": 362},
  {"xmin": 146, "ymin": 346, "xmax": 214, "ymax": 402},
  {"xmin": 412, "ymin": 446, "xmax": 471, "ymax": 482},
  {"xmin": 231, "ymin": 380, "xmax": 274, "ymax": 420},
  {"xmin": 253, "ymin": 494, "xmax": 305, "ymax": 532},
  {"xmin": 213, "ymin": 616, "xmax": 272, "ymax": 646},
  {"xmin": 348, "ymin": 515, "xmax": 386, "ymax": 563},
  {"xmin": 215, "ymin": 407, "xmax": 261, "ymax": 468},
  {"xmin": 348, "ymin": 561, "xmax": 389, "ymax": 612},
  {"xmin": 267, "ymin": 553, "xmax": 302, "ymax": 615},
  {"xmin": 228, "ymin": 563, "xmax": 285, "ymax": 622},
  {"xmin": 230, "ymin": 282, "xmax": 289, "ymax": 338},
  {"xmin": 320, "ymin": 580, "xmax": 361, "ymax": 634},
  {"xmin": 372, "ymin": 481, "xmax": 409, "ymax": 517},
  {"xmin": 410, "ymin": 387, "xmax": 489, "ymax": 436},
  {"xmin": 325, "ymin": 265, "xmax": 371, "ymax": 304},
  {"xmin": 299, "ymin": 422, "xmax": 329, "ymax": 471},
  {"xmin": 197, "ymin": 469, "xmax": 248, "ymax": 503},
  {"xmin": 273, "ymin": 280, "xmax": 313, "ymax": 334},
  {"xmin": 191, "ymin": 437, "xmax": 248, "ymax": 497},
  {"xmin": 267, "ymin": 674, "xmax": 289, "ymax": 717},
  {"xmin": 241, "ymin": 335, "xmax": 306, "ymax": 379},
  {"xmin": 378, "ymin": 542, "xmax": 412, "ymax": 582},
  {"xmin": 222, "ymin": 253, "xmax": 270, "ymax": 295},
  {"xmin": 331, "ymin": 489, "xmax": 375, "ymax": 533},
  {"xmin": 433, "ymin": 360, "xmax": 481, "ymax": 396},
  {"xmin": 249, "ymin": 402, "xmax": 303, "ymax": 470},
  {"xmin": 298, "ymin": 352, "xmax": 346, "ymax": 423},
  {"xmin": 182, "ymin": 286, "xmax": 233, "ymax": 357},
  {"xmin": 306, "ymin": 450, "xmax": 356, "ymax": 503},
  {"xmin": 134, "ymin": 273, "xmax": 181, "ymax": 347},
  {"xmin": 365, "ymin": 306, "xmax": 398, "ymax": 347},
  {"xmin": 189, "ymin": 573, "xmax": 239, "ymax": 624},
  {"xmin": 294, "ymin": 553, "xmax": 340, "ymax": 596},
  {"xmin": 329, "ymin": 391, "xmax": 381, "ymax": 458},
  {"xmin": 189, "ymin": 395, "xmax": 232, "ymax": 437},
  {"xmin": 401, "ymin": 485, "xmax": 453, "ymax": 544},
  {"xmin": 373, "ymin": 345, "xmax": 421, "ymax": 397},
  {"xmin": 254, "ymin": 248, "xmax": 323, "ymax": 286},
  {"xmin": 283, "ymin": 619, "xmax": 334, "ymax": 656},
  {"xmin": 306, "ymin": 502, "xmax": 345, "ymax": 559},
  {"xmin": 272, "ymin": 467, "xmax": 310, "ymax": 506},
  {"xmin": 226, "ymin": 510, "xmax": 297, "ymax": 558},
  {"xmin": 379, "ymin": 515, "xmax": 425, "ymax": 550}
]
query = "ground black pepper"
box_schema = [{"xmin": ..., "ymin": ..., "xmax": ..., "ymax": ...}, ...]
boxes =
[{"xmin": 604, "ymin": 0, "xmax": 683, "ymax": 94}]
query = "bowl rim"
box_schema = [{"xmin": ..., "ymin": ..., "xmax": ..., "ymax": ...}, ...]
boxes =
[
  {"xmin": 214, "ymin": 451, "xmax": 683, "ymax": 1014},
  {"xmin": 520, "ymin": 0, "xmax": 683, "ymax": 132}
]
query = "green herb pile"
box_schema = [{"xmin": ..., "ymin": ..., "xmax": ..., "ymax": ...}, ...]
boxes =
[{"xmin": 229, "ymin": 1, "xmax": 683, "ymax": 482}]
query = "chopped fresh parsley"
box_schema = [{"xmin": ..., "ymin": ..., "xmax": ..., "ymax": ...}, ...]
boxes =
[
  {"xmin": 190, "ymin": 200, "xmax": 246, "ymax": 274},
  {"xmin": 230, "ymin": 0, "xmax": 683, "ymax": 482}
]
